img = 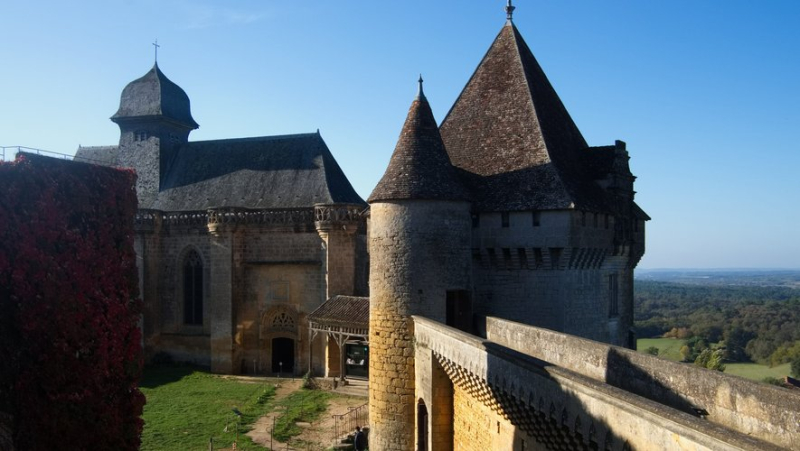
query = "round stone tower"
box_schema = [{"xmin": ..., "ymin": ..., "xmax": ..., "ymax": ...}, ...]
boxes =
[{"xmin": 367, "ymin": 79, "xmax": 472, "ymax": 450}]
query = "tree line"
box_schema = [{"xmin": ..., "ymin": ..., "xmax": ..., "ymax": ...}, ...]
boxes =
[{"xmin": 634, "ymin": 280, "xmax": 800, "ymax": 372}]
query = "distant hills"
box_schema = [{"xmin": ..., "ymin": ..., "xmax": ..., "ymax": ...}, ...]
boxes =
[{"xmin": 635, "ymin": 269, "xmax": 800, "ymax": 289}]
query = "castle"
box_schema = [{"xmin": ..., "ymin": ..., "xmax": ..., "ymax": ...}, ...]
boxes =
[{"xmin": 73, "ymin": 3, "xmax": 800, "ymax": 450}]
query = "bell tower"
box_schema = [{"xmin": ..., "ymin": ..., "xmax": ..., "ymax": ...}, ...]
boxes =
[{"xmin": 110, "ymin": 63, "xmax": 198, "ymax": 207}]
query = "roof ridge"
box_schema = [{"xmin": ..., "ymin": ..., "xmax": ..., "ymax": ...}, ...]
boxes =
[
  {"xmin": 188, "ymin": 132, "xmax": 319, "ymax": 146},
  {"xmin": 507, "ymin": 23, "xmax": 576, "ymax": 206}
]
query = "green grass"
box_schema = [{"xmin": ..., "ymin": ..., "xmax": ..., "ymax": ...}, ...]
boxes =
[
  {"xmin": 636, "ymin": 337, "xmax": 685, "ymax": 361},
  {"xmin": 272, "ymin": 389, "xmax": 333, "ymax": 443},
  {"xmin": 725, "ymin": 362, "xmax": 790, "ymax": 381},
  {"xmin": 140, "ymin": 365, "xmax": 276, "ymax": 451},
  {"xmin": 636, "ymin": 339, "xmax": 793, "ymax": 383}
]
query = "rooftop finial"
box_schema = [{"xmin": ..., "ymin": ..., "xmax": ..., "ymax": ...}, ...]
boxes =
[
  {"xmin": 416, "ymin": 74, "xmax": 426, "ymax": 101},
  {"xmin": 505, "ymin": 0, "xmax": 516, "ymax": 21},
  {"xmin": 152, "ymin": 39, "xmax": 161, "ymax": 64}
]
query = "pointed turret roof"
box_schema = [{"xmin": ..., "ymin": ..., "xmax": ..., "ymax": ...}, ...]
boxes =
[
  {"xmin": 111, "ymin": 63, "xmax": 199, "ymax": 130},
  {"xmin": 440, "ymin": 21, "xmax": 609, "ymax": 212},
  {"xmin": 369, "ymin": 79, "xmax": 470, "ymax": 203}
]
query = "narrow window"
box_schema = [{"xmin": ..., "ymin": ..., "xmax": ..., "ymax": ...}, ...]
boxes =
[
  {"xmin": 604, "ymin": 214, "xmax": 609, "ymax": 229},
  {"xmin": 608, "ymin": 274, "xmax": 619, "ymax": 317},
  {"xmin": 532, "ymin": 211, "xmax": 541, "ymax": 227},
  {"xmin": 183, "ymin": 250, "xmax": 203, "ymax": 325},
  {"xmin": 593, "ymin": 213, "xmax": 598, "ymax": 228},
  {"xmin": 581, "ymin": 212, "xmax": 586, "ymax": 227},
  {"xmin": 501, "ymin": 212, "xmax": 510, "ymax": 228},
  {"xmin": 472, "ymin": 213, "xmax": 480, "ymax": 228}
]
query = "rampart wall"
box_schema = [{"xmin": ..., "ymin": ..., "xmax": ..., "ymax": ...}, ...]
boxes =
[
  {"xmin": 480, "ymin": 316, "xmax": 800, "ymax": 449},
  {"xmin": 414, "ymin": 316, "xmax": 789, "ymax": 451}
]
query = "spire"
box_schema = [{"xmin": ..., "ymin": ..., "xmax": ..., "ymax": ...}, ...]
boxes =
[
  {"xmin": 152, "ymin": 39, "xmax": 160, "ymax": 64},
  {"xmin": 368, "ymin": 79, "xmax": 470, "ymax": 203},
  {"xmin": 440, "ymin": 17, "xmax": 599, "ymax": 212},
  {"xmin": 416, "ymin": 74, "xmax": 426, "ymax": 101},
  {"xmin": 505, "ymin": 0, "xmax": 516, "ymax": 22}
]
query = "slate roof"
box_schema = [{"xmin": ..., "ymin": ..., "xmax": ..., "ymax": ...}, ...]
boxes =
[
  {"xmin": 76, "ymin": 133, "xmax": 365, "ymax": 211},
  {"xmin": 75, "ymin": 145, "xmax": 119, "ymax": 166},
  {"xmin": 368, "ymin": 84, "xmax": 470, "ymax": 203},
  {"xmin": 152, "ymin": 133, "xmax": 364, "ymax": 210},
  {"xmin": 308, "ymin": 295, "xmax": 369, "ymax": 329},
  {"xmin": 439, "ymin": 22, "xmax": 613, "ymax": 213},
  {"xmin": 111, "ymin": 63, "xmax": 199, "ymax": 130}
]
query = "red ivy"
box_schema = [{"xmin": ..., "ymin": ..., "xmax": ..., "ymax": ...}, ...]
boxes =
[{"xmin": 0, "ymin": 154, "xmax": 144, "ymax": 451}]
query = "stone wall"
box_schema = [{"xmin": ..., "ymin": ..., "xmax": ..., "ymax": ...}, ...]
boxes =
[
  {"xmin": 368, "ymin": 200, "xmax": 472, "ymax": 450},
  {"xmin": 471, "ymin": 210, "xmax": 637, "ymax": 346},
  {"xmin": 137, "ymin": 215, "xmax": 340, "ymax": 375},
  {"xmin": 480, "ymin": 316, "xmax": 800, "ymax": 450},
  {"xmin": 414, "ymin": 316, "xmax": 784, "ymax": 451}
]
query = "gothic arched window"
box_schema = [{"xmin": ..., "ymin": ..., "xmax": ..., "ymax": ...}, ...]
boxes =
[{"xmin": 183, "ymin": 250, "xmax": 203, "ymax": 325}]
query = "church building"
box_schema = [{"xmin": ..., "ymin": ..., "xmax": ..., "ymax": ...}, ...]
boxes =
[{"xmin": 76, "ymin": 63, "xmax": 369, "ymax": 375}]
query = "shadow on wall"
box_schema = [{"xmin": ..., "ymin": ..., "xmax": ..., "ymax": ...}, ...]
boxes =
[
  {"xmin": 482, "ymin": 343, "xmax": 625, "ymax": 451},
  {"xmin": 605, "ymin": 348, "xmax": 698, "ymax": 416}
]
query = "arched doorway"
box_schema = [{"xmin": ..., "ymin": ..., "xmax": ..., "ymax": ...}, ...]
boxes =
[
  {"xmin": 417, "ymin": 400, "xmax": 428, "ymax": 451},
  {"xmin": 272, "ymin": 337, "xmax": 295, "ymax": 374}
]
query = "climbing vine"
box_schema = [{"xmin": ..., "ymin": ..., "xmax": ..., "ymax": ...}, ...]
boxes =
[{"xmin": 0, "ymin": 154, "xmax": 144, "ymax": 451}]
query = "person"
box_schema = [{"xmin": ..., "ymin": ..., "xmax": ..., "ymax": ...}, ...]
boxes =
[{"xmin": 354, "ymin": 425, "xmax": 367, "ymax": 451}]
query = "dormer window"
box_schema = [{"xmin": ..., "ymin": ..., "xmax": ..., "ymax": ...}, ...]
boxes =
[{"xmin": 134, "ymin": 130, "xmax": 148, "ymax": 141}]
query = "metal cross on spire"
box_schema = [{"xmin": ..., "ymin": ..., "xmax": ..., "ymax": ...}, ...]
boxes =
[
  {"xmin": 152, "ymin": 39, "xmax": 161, "ymax": 64},
  {"xmin": 505, "ymin": 0, "xmax": 516, "ymax": 21}
]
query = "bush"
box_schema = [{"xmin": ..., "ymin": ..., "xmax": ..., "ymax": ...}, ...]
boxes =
[
  {"xmin": 792, "ymin": 357, "xmax": 800, "ymax": 378},
  {"xmin": 644, "ymin": 347, "xmax": 660, "ymax": 356},
  {"xmin": 0, "ymin": 155, "xmax": 143, "ymax": 450}
]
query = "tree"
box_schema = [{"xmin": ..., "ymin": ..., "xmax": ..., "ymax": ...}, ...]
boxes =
[
  {"xmin": 694, "ymin": 349, "xmax": 726, "ymax": 372},
  {"xmin": 644, "ymin": 347, "xmax": 660, "ymax": 356},
  {"xmin": 792, "ymin": 357, "xmax": 800, "ymax": 378}
]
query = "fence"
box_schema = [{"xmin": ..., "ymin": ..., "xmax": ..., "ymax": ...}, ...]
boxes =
[
  {"xmin": 0, "ymin": 146, "xmax": 109, "ymax": 165},
  {"xmin": 332, "ymin": 403, "xmax": 368, "ymax": 444}
]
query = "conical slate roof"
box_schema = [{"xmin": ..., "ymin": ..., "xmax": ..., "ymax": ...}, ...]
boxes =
[
  {"xmin": 111, "ymin": 63, "xmax": 199, "ymax": 129},
  {"xmin": 368, "ymin": 82, "xmax": 470, "ymax": 203},
  {"xmin": 440, "ymin": 22, "xmax": 609, "ymax": 212}
]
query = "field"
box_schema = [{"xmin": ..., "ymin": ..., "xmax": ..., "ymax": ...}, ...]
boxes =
[
  {"xmin": 636, "ymin": 339, "xmax": 792, "ymax": 382},
  {"xmin": 636, "ymin": 337, "xmax": 684, "ymax": 361},
  {"xmin": 140, "ymin": 365, "xmax": 278, "ymax": 451},
  {"xmin": 725, "ymin": 362, "xmax": 790, "ymax": 380}
]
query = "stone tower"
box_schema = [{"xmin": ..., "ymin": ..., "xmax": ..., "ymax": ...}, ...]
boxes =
[
  {"xmin": 110, "ymin": 63, "xmax": 199, "ymax": 207},
  {"xmin": 367, "ymin": 80, "xmax": 472, "ymax": 450}
]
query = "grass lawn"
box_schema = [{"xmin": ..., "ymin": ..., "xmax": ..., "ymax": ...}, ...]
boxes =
[
  {"xmin": 725, "ymin": 362, "xmax": 790, "ymax": 381},
  {"xmin": 140, "ymin": 365, "xmax": 276, "ymax": 451},
  {"xmin": 636, "ymin": 337, "xmax": 685, "ymax": 361},
  {"xmin": 272, "ymin": 389, "xmax": 333, "ymax": 443}
]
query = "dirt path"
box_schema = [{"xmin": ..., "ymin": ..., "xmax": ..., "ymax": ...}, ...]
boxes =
[
  {"xmin": 245, "ymin": 379, "xmax": 303, "ymax": 449},
  {"xmin": 244, "ymin": 381, "xmax": 367, "ymax": 451}
]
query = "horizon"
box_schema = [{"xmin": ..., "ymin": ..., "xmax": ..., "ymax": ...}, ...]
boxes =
[{"xmin": 2, "ymin": 1, "xmax": 798, "ymax": 269}]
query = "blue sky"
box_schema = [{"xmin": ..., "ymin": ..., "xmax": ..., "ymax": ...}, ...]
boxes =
[{"xmin": 1, "ymin": 1, "xmax": 798, "ymax": 269}]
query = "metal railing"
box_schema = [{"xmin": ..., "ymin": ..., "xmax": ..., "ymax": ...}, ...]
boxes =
[
  {"xmin": 332, "ymin": 403, "xmax": 368, "ymax": 445},
  {"xmin": 1, "ymin": 146, "xmax": 111, "ymax": 165}
]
